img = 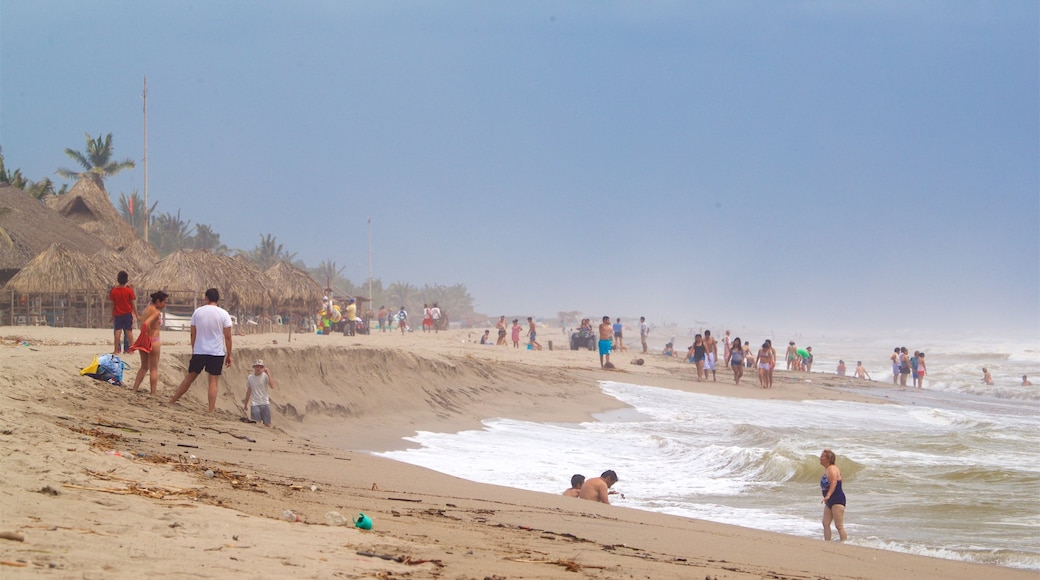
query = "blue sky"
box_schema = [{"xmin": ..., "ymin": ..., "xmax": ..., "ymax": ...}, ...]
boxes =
[{"xmin": 2, "ymin": 1, "xmax": 1037, "ymax": 339}]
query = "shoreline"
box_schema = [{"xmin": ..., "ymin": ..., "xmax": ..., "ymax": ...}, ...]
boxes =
[{"xmin": 0, "ymin": 326, "xmax": 1033, "ymax": 578}]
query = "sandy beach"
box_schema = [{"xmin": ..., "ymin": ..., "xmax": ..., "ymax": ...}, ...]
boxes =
[{"xmin": 0, "ymin": 325, "xmax": 1032, "ymax": 579}]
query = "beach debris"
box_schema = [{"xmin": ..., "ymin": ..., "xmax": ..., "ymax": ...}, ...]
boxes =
[
  {"xmin": 387, "ymin": 496, "xmax": 422, "ymax": 503},
  {"xmin": 353, "ymin": 513, "xmax": 373, "ymax": 530},
  {"xmin": 631, "ymin": 358, "xmax": 645, "ymax": 366},
  {"xmin": 36, "ymin": 485, "xmax": 60, "ymax": 496},
  {"xmin": 505, "ymin": 558, "xmax": 606, "ymax": 572},
  {"xmin": 603, "ymin": 362, "xmax": 615, "ymax": 369},
  {"xmin": 0, "ymin": 531, "xmax": 25, "ymax": 542},
  {"xmin": 356, "ymin": 551, "xmax": 444, "ymax": 567},
  {"xmin": 371, "ymin": 483, "xmax": 378, "ymax": 490},
  {"xmin": 324, "ymin": 511, "xmax": 348, "ymax": 526},
  {"xmin": 281, "ymin": 510, "xmax": 299, "ymax": 523},
  {"xmin": 310, "ymin": 485, "xmax": 317, "ymax": 491},
  {"xmin": 204, "ymin": 470, "xmax": 215, "ymax": 478}
]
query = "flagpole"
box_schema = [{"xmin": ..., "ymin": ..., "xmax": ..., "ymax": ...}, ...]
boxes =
[
  {"xmin": 372, "ymin": 217, "xmax": 376, "ymax": 301},
  {"xmin": 143, "ymin": 75, "xmax": 149, "ymax": 243}
]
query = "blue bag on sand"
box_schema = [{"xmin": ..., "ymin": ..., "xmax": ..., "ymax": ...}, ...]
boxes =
[{"xmin": 89, "ymin": 354, "xmax": 128, "ymax": 385}]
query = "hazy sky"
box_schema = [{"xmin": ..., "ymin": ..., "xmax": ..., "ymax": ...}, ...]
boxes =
[{"xmin": 2, "ymin": 1, "xmax": 1037, "ymax": 339}]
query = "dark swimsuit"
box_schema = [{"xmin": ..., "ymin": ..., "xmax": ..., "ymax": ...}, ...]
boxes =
[
  {"xmin": 693, "ymin": 344, "xmax": 706, "ymax": 363},
  {"xmin": 821, "ymin": 474, "xmax": 846, "ymax": 507}
]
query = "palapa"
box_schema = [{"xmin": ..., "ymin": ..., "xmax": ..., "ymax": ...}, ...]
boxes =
[
  {"xmin": 120, "ymin": 238, "xmax": 159, "ymax": 273},
  {"xmin": 4, "ymin": 243, "xmax": 111, "ymax": 293},
  {"xmin": 45, "ymin": 177, "xmax": 138, "ymax": 251},
  {"xmin": 135, "ymin": 249, "xmax": 269, "ymax": 311},
  {"xmin": 264, "ymin": 261, "xmax": 322, "ymax": 312},
  {"xmin": 0, "ymin": 183, "xmax": 111, "ymax": 279}
]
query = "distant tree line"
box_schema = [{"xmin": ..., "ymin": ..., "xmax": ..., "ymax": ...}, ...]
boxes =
[{"xmin": 0, "ymin": 133, "xmax": 477, "ymax": 320}]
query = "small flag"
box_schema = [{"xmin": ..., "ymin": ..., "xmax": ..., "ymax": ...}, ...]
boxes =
[{"xmin": 128, "ymin": 197, "xmax": 134, "ymax": 215}]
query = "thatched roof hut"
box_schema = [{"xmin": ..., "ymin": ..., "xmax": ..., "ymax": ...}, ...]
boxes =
[
  {"xmin": 4, "ymin": 243, "xmax": 110, "ymax": 293},
  {"xmin": 264, "ymin": 261, "xmax": 322, "ymax": 311},
  {"xmin": 121, "ymin": 238, "xmax": 159, "ymax": 273},
  {"xmin": 135, "ymin": 249, "xmax": 270, "ymax": 311},
  {"xmin": 45, "ymin": 177, "xmax": 138, "ymax": 251},
  {"xmin": 0, "ymin": 183, "xmax": 111, "ymax": 283}
]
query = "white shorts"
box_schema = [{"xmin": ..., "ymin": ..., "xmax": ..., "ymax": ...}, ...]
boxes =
[{"xmin": 704, "ymin": 353, "xmax": 716, "ymax": 370}]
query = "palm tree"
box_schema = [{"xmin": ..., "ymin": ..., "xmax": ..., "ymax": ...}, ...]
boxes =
[
  {"xmin": 26, "ymin": 178, "xmax": 65, "ymax": 200},
  {"xmin": 191, "ymin": 223, "xmax": 227, "ymax": 253},
  {"xmin": 57, "ymin": 132, "xmax": 135, "ymax": 188},
  {"xmin": 150, "ymin": 210, "xmax": 192, "ymax": 257},
  {"xmin": 117, "ymin": 190, "xmax": 158, "ymax": 237},
  {"xmin": 250, "ymin": 234, "xmax": 296, "ymax": 270},
  {"xmin": 385, "ymin": 282, "xmax": 422, "ymax": 311}
]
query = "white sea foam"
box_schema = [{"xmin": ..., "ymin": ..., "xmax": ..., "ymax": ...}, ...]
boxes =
[{"xmin": 377, "ymin": 377, "xmax": 1040, "ymax": 570}]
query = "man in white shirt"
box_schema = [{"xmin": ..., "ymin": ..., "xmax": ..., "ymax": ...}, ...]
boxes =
[
  {"xmin": 168, "ymin": 288, "xmax": 233, "ymax": 412},
  {"xmin": 431, "ymin": 303, "xmax": 442, "ymax": 333}
]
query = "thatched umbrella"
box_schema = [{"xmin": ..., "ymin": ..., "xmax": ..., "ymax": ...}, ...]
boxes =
[
  {"xmin": 264, "ymin": 261, "xmax": 322, "ymax": 312},
  {"xmin": 135, "ymin": 249, "xmax": 269, "ymax": 311},
  {"xmin": 0, "ymin": 183, "xmax": 111, "ymax": 283},
  {"xmin": 45, "ymin": 177, "xmax": 138, "ymax": 251},
  {"xmin": 92, "ymin": 247, "xmax": 139, "ymax": 281},
  {"xmin": 120, "ymin": 238, "xmax": 159, "ymax": 273},
  {"xmin": 4, "ymin": 243, "xmax": 110, "ymax": 293}
]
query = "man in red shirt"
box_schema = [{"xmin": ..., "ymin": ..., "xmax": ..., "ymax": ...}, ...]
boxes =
[{"xmin": 108, "ymin": 271, "xmax": 138, "ymax": 354}]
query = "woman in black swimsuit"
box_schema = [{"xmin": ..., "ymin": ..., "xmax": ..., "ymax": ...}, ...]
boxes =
[{"xmin": 819, "ymin": 448, "xmax": 848, "ymax": 542}]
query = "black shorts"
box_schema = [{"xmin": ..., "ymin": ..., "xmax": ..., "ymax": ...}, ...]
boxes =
[{"xmin": 188, "ymin": 354, "xmax": 225, "ymax": 376}]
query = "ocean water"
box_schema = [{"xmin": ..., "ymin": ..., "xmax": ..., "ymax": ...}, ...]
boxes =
[{"xmin": 376, "ymin": 337, "xmax": 1040, "ymax": 570}]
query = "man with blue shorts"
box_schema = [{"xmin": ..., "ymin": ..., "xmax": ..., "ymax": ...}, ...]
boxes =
[{"xmin": 598, "ymin": 316, "xmax": 614, "ymax": 368}]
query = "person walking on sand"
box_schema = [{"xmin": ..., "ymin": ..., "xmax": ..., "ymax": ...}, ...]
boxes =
[
  {"xmin": 786, "ymin": 341, "xmax": 797, "ymax": 371},
  {"xmin": 729, "ymin": 336, "xmax": 744, "ymax": 385},
  {"xmin": 703, "ymin": 330, "xmax": 718, "ymax": 381},
  {"xmin": 562, "ymin": 474, "xmax": 585, "ymax": 498},
  {"xmin": 243, "ymin": 359, "xmax": 275, "ymax": 427},
  {"xmin": 767, "ymin": 339, "xmax": 778, "ymax": 388},
  {"xmin": 722, "ymin": 330, "xmax": 732, "ymax": 368},
  {"xmin": 819, "ymin": 449, "xmax": 848, "ymax": 542},
  {"xmin": 613, "ymin": 318, "xmax": 624, "ymax": 352},
  {"xmin": 511, "ymin": 319, "xmax": 522, "ymax": 348},
  {"xmin": 527, "ymin": 317, "xmax": 542, "ymax": 350},
  {"xmin": 496, "ymin": 316, "xmax": 507, "ymax": 345},
  {"xmin": 890, "ymin": 347, "xmax": 901, "ymax": 386},
  {"xmin": 757, "ymin": 341, "xmax": 772, "ymax": 389},
  {"xmin": 691, "ymin": 334, "xmax": 706, "ymax": 381},
  {"xmin": 168, "ymin": 288, "xmax": 233, "ymax": 413},
  {"xmin": 598, "ymin": 316, "xmax": 614, "ymax": 368},
  {"xmin": 108, "ymin": 270, "xmax": 138, "ymax": 354},
  {"xmin": 899, "ymin": 347, "xmax": 911, "ymax": 388},
  {"xmin": 854, "ymin": 361, "xmax": 871, "ymax": 380},
  {"xmin": 397, "ymin": 306, "xmax": 408, "ymax": 334},
  {"xmin": 129, "ymin": 291, "xmax": 169, "ymax": 396},
  {"xmin": 578, "ymin": 470, "xmax": 619, "ymax": 504},
  {"xmin": 431, "ymin": 303, "xmax": 442, "ymax": 333},
  {"xmin": 639, "ymin": 317, "xmax": 649, "ymax": 354},
  {"xmin": 422, "ymin": 303, "xmax": 433, "ymax": 333},
  {"xmin": 377, "ymin": 305, "xmax": 387, "ymax": 332}
]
